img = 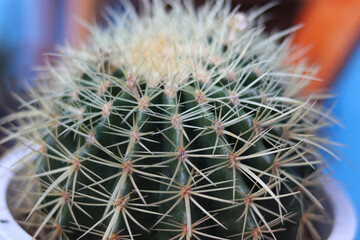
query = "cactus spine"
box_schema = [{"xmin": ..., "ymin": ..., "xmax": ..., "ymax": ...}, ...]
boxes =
[{"xmin": 1, "ymin": 1, "xmax": 337, "ymax": 239}]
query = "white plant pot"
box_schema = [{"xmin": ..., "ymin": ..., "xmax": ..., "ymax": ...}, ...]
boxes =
[{"xmin": 0, "ymin": 148, "xmax": 357, "ymax": 240}]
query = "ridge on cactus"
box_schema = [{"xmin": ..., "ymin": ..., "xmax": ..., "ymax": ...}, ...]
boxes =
[{"xmin": 0, "ymin": 0, "xmax": 339, "ymax": 239}]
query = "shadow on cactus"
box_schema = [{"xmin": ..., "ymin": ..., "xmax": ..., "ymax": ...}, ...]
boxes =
[{"xmin": 1, "ymin": 1, "xmax": 339, "ymax": 239}]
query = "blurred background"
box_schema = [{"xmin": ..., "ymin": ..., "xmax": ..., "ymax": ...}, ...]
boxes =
[{"xmin": 0, "ymin": 0, "xmax": 359, "ymax": 238}]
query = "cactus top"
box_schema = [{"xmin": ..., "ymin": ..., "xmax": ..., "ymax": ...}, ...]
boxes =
[{"xmin": 55, "ymin": 1, "xmax": 311, "ymax": 98}]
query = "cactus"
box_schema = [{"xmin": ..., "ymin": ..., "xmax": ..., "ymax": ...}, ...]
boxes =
[{"xmin": 1, "ymin": 1, "xmax": 338, "ymax": 239}]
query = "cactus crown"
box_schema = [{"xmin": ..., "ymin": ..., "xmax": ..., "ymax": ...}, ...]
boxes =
[{"xmin": 1, "ymin": 1, "xmax": 338, "ymax": 240}]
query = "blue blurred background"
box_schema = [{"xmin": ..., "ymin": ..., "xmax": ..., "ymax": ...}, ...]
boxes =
[
  {"xmin": 0, "ymin": 0, "xmax": 359, "ymax": 238},
  {"xmin": 327, "ymin": 41, "xmax": 360, "ymax": 239}
]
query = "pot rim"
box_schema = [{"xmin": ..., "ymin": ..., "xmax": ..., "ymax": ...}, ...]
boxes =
[
  {"xmin": 0, "ymin": 147, "xmax": 357, "ymax": 239},
  {"xmin": 0, "ymin": 147, "xmax": 34, "ymax": 239}
]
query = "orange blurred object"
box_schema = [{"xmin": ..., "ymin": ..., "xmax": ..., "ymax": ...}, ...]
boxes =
[
  {"xmin": 65, "ymin": 0, "xmax": 104, "ymax": 44},
  {"xmin": 292, "ymin": 0, "xmax": 360, "ymax": 93}
]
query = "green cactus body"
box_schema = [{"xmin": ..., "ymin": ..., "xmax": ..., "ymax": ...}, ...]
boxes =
[{"xmin": 1, "ymin": 1, "xmax": 337, "ymax": 240}]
